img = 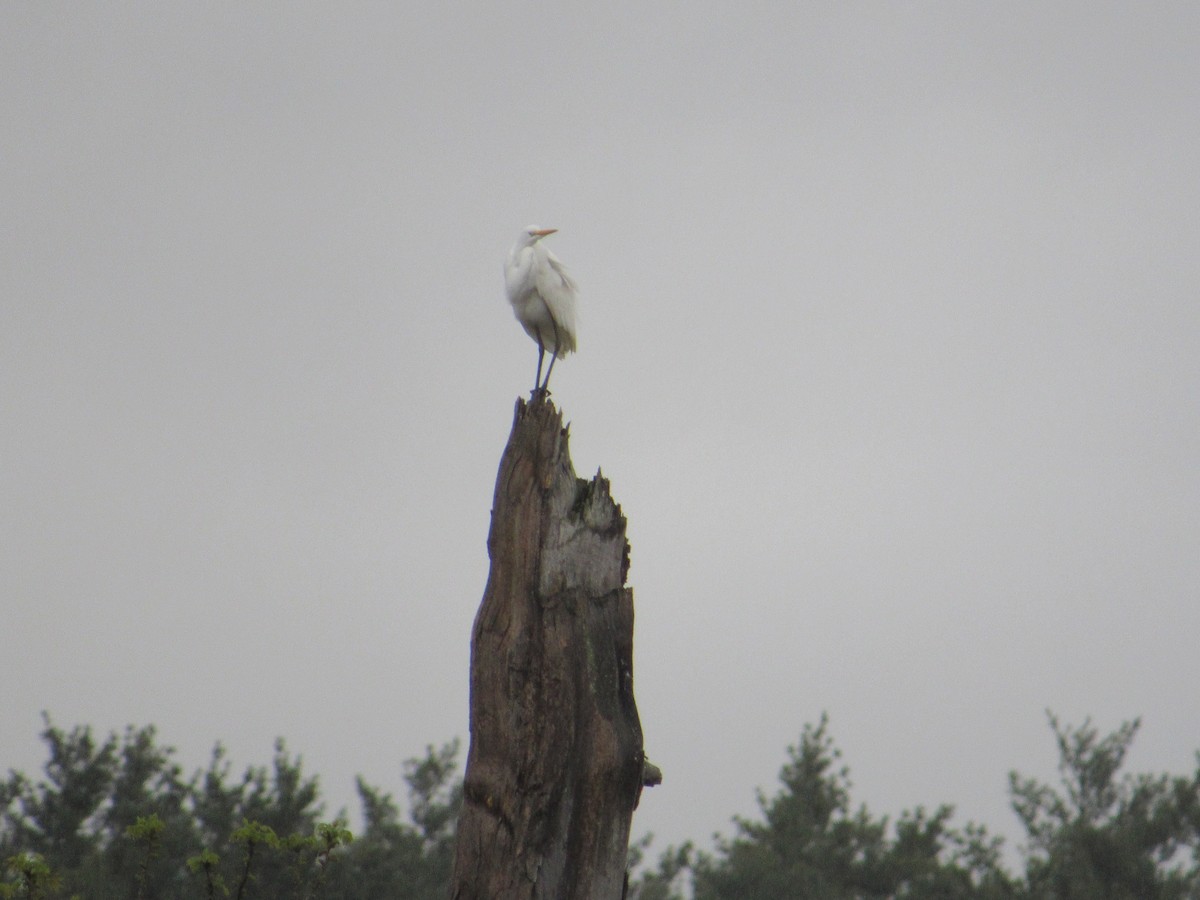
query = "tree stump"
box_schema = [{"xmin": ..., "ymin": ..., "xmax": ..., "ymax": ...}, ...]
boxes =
[{"xmin": 449, "ymin": 396, "xmax": 651, "ymax": 900}]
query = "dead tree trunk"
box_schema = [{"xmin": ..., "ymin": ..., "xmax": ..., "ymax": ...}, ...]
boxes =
[{"xmin": 450, "ymin": 396, "xmax": 651, "ymax": 900}]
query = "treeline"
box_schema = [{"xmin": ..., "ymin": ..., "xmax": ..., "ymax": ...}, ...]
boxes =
[
  {"xmin": 3, "ymin": 713, "xmax": 1199, "ymax": 898},
  {"xmin": 0, "ymin": 718, "xmax": 458, "ymax": 899},
  {"xmin": 629, "ymin": 713, "xmax": 1200, "ymax": 899}
]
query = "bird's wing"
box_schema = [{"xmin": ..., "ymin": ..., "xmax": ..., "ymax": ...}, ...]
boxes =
[{"xmin": 535, "ymin": 252, "xmax": 578, "ymax": 355}]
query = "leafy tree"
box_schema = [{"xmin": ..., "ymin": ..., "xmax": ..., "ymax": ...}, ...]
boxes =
[
  {"xmin": 209, "ymin": 740, "xmax": 325, "ymax": 898},
  {"xmin": 192, "ymin": 742, "xmax": 245, "ymax": 851},
  {"xmin": 1, "ymin": 718, "xmax": 462, "ymax": 897},
  {"xmin": 124, "ymin": 814, "xmax": 166, "ymax": 900},
  {"xmin": 185, "ymin": 848, "xmax": 224, "ymax": 900},
  {"xmin": 8, "ymin": 711, "xmax": 1200, "ymax": 897},
  {"xmin": 323, "ymin": 739, "xmax": 462, "ymax": 899},
  {"xmin": 625, "ymin": 836, "xmax": 692, "ymax": 900},
  {"xmin": 1, "ymin": 852, "xmax": 59, "ymax": 900},
  {"xmin": 631, "ymin": 715, "xmax": 1014, "ymax": 900},
  {"xmin": 102, "ymin": 726, "xmax": 198, "ymax": 896},
  {"xmin": 1009, "ymin": 712, "xmax": 1200, "ymax": 899},
  {"xmin": 630, "ymin": 712, "xmax": 1200, "ymax": 900},
  {"xmin": 0, "ymin": 718, "xmax": 116, "ymax": 870}
]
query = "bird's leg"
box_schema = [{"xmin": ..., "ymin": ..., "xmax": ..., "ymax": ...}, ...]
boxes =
[
  {"xmin": 533, "ymin": 342, "xmax": 545, "ymax": 396},
  {"xmin": 541, "ymin": 322, "xmax": 561, "ymax": 393}
]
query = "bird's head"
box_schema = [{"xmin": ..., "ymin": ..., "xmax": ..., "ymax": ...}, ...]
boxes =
[{"xmin": 523, "ymin": 225, "xmax": 558, "ymax": 243}]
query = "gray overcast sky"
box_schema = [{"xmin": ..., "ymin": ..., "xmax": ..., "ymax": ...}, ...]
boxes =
[{"xmin": 3, "ymin": 1, "xmax": 1198, "ymax": 862}]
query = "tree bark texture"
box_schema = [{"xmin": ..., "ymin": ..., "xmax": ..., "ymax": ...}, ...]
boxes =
[{"xmin": 450, "ymin": 397, "xmax": 646, "ymax": 900}]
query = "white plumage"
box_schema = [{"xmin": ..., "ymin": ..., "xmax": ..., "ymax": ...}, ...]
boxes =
[{"xmin": 505, "ymin": 226, "xmax": 578, "ymax": 394}]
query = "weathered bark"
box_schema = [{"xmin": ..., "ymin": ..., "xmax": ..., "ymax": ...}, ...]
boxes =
[{"xmin": 450, "ymin": 396, "xmax": 649, "ymax": 900}]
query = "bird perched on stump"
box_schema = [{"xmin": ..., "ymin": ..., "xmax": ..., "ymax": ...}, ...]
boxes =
[{"xmin": 505, "ymin": 226, "xmax": 578, "ymax": 395}]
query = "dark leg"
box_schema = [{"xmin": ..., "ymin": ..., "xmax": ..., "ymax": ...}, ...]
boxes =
[
  {"xmin": 534, "ymin": 342, "xmax": 545, "ymax": 394},
  {"xmin": 541, "ymin": 322, "xmax": 561, "ymax": 392}
]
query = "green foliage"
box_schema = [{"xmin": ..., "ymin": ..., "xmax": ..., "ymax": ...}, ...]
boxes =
[
  {"xmin": 625, "ymin": 836, "xmax": 692, "ymax": 900},
  {"xmin": 5, "ymin": 712, "xmax": 1200, "ymax": 897},
  {"xmin": 125, "ymin": 814, "xmax": 165, "ymax": 900},
  {"xmin": 301, "ymin": 819, "xmax": 353, "ymax": 898},
  {"xmin": 230, "ymin": 820, "xmax": 279, "ymax": 900},
  {"xmin": 1, "ymin": 717, "xmax": 118, "ymax": 875},
  {"xmin": 0, "ymin": 718, "xmax": 461, "ymax": 898},
  {"xmin": 1009, "ymin": 711, "xmax": 1200, "ymax": 899},
  {"xmin": 185, "ymin": 849, "xmax": 224, "ymax": 899},
  {"xmin": 676, "ymin": 714, "xmax": 1013, "ymax": 899},
  {"xmin": 321, "ymin": 740, "xmax": 462, "ymax": 900},
  {"xmin": 1, "ymin": 853, "xmax": 58, "ymax": 900},
  {"xmin": 629, "ymin": 712, "xmax": 1200, "ymax": 900}
]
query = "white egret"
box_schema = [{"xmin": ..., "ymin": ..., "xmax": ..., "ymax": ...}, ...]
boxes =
[{"xmin": 505, "ymin": 225, "xmax": 578, "ymax": 395}]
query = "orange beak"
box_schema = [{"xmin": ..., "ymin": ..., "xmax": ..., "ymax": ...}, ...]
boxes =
[{"xmin": 531, "ymin": 228, "xmax": 558, "ymax": 236}]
